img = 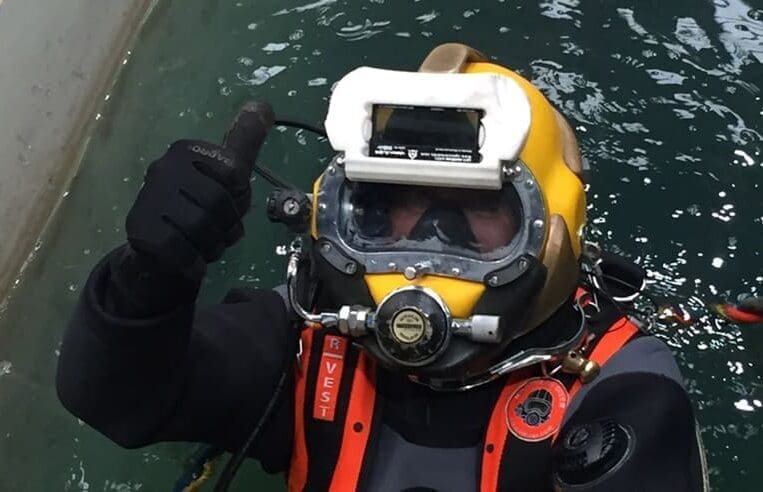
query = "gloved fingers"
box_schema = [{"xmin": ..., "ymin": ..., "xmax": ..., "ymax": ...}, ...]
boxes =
[
  {"xmin": 169, "ymin": 140, "xmax": 251, "ymax": 202},
  {"xmin": 222, "ymin": 101, "xmax": 275, "ymax": 165},
  {"xmin": 161, "ymin": 196, "xmax": 227, "ymax": 263},
  {"xmin": 177, "ymin": 188, "xmax": 244, "ymax": 255},
  {"xmin": 187, "ymin": 164, "xmax": 251, "ymax": 218},
  {"xmin": 126, "ymin": 136, "xmax": 258, "ymax": 276},
  {"xmin": 126, "ymin": 208, "xmax": 206, "ymax": 280},
  {"xmin": 178, "ymin": 167, "xmax": 244, "ymax": 229},
  {"xmin": 147, "ymin": 144, "xmax": 245, "ymax": 230},
  {"xmin": 177, "ymin": 184, "xmax": 246, "ymax": 250}
]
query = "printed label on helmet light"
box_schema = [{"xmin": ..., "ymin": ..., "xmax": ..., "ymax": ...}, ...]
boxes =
[
  {"xmin": 391, "ymin": 309, "xmax": 428, "ymax": 344},
  {"xmin": 369, "ymin": 104, "xmax": 483, "ymax": 164},
  {"xmin": 505, "ymin": 377, "xmax": 569, "ymax": 442}
]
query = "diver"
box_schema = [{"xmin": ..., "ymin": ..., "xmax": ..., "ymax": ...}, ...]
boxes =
[{"xmin": 56, "ymin": 44, "xmax": 708, "ymax": 491}]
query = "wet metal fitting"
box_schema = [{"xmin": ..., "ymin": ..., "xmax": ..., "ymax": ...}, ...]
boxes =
[
  {"xmin": 403, "ymin": 261, "xmax": 433, "ymax": 280},
  {"xmin": 561, "ymin": 350, "xmax": 601, "ymax": 384},
  {"xmin": 337, "ymin": 305, "xmax": 372, "ymax": 337},
  {"xmin": 451, "ymin": 315, "xmax": 502, "ymax": 344}
]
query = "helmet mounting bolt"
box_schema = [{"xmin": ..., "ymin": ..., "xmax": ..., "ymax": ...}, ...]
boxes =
[
  {"xmin": 501, "ymin": 163, "xmax": 522, "ymax": 182},
  {"xmin": 403, "ymin": 261, "xmax": 433, "ymax": 280}
]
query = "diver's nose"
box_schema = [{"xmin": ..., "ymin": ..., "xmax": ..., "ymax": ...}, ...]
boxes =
[{"xmin": 408, "ymin": 206, "xmax": 479, "ymax": 251}]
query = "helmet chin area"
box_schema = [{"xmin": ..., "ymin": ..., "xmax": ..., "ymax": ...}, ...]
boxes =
[
  {"xmin": 284, "ymin": 240, "xmax": 506, "ymax": 376},
  {"xmin": 371, "ymin": 286, "xmax": 501, "ymax": 368},
  {"xmin": 285, "ymin": 239, "xmax": 587, "ymax": 391}
]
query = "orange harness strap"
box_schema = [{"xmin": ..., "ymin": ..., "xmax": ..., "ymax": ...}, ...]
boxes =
[
  {"xmin": 567, "ymin": 317, "xmax": 639, "ymax": 402},
  {"xmin": 479, "ymin": 375, "xmax": 527, "ymax": 492},
  {"xmin": 328, "ymin": 354, "xmax": 377, "ymax": 491},
  {"xmin": 548, "ymin": 317, "xmax": 639, "ymax": 448},
  {"xmin": 289, "ymin": 328, "xmax": 377, "ymax": 492},
  {"xmin": 288, "ymin": 328, "xmax": 314, "ymax": 492},
  {"xmin": 291, "ymin": 314, "xmax": 639, "ymax": 492},
  {"xmin": 480, "ymin": 316, "xmax": 641, "ymax": 491},
  {"xmin": 575, "ymin": 287, "xmax": 591, "ymax": 306}
]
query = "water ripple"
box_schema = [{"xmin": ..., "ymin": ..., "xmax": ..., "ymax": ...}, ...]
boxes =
[
  {"xmin": 540, "ymin": 0, "xmax": 581, "ymax": 25},
  {"xmin": 714, "ymin": 0, "xmax": 763, "ymax": 69},
  {"xmin": 274, "ymin": 0, "xmax": 338, "ymax": 16},
  {"xmin": 236, "ymin": 65, "xmax": 287, "ymax": 86},
  {"xmin": 2, "ymin": 0, "xmax": 762, "ymax": 489},
  {"xmin": 675, "ymin": 17, "xmax": 715, "ymax": 51},
  {"xmin": 416, "ymin": 10, "xmax": 439, "ymax": 24}
]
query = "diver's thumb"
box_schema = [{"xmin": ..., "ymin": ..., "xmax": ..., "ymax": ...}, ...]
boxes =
[{"xmin": 223, "ymin": 101, "xmax": 276, "ymax": 171}]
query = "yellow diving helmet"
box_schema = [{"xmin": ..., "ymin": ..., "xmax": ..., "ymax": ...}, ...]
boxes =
[{"xmin": 285, "ymin": 43, "xmax": 587, "ymax": 390}]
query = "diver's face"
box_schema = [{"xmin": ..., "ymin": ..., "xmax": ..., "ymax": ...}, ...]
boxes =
[{"xmin": 387, "ymin": 187, "xmax": 518, "ymax": 254}]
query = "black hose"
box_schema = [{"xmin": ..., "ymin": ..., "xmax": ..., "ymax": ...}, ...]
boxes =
[
  {"xmin": 211, "ymin": 115, "xmax": 326, "ymax": 491},
  {"xmin": 595, "ymin": 272, "xmax": 660, "ymax": 312},
  {"xmin": 250, "ymin": 117, "xmax": 330, "ymax": 190},
  {"xmin": 275, "ymin": 118, "xmax": 328, "ymax": 139},
  {"xmin": 212, "ymin": 364, "xmax": 291, "ymax": 492},
  {"xmin": 583, "ymin": 270, "xmax": 659, "ymax": 324},
  {"xmin": 252, "ymin": 161, "xmax": 296, "ymax": 190}
]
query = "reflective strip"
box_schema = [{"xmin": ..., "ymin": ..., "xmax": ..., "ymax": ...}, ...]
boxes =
[
  {"xmin": 288, "ymin": 328, "xmax": 314, "ymax": 492},
  {"xmin": 329, "ymin": 353, "xmax": 376, "ymax": 491},
  {"xmin": 313, "ymin": 336, "xmax": 349, "ymax": 422},
  {"xmin": 480, "ymin": 375, "xmax": 526, "ymax": 492}
]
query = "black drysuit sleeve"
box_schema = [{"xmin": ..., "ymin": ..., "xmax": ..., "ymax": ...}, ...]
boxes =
[
  {"xmin": 556, "ymin": 337, "xmax": 707, "ymax": 492},
  {"xmin": 55, "ymin": 246, "xmax": 297, "ymax": 473}
]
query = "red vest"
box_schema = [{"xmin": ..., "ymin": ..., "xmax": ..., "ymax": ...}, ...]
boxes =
[{"xmin": 288, "ymin": 317, "xmax": 640, "ymax": 491}]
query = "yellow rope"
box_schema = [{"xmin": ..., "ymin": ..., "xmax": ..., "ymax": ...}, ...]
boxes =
[{"xmin": 183, "ymin": 460, "xmax": 217, "ymax": 492}]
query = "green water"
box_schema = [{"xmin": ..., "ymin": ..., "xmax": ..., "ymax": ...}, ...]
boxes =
[{"xmin": 0, "ymin": 0, "xmax": 762, "ymax": 490}]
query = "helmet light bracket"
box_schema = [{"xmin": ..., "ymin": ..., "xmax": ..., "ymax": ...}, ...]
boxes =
[
  {"xmin": 266, "ymin": 188, "xmax": 312, "ymax": 232},
  {"xmin": 324, "ymin": 67, "xmax": 532, "ymax": 190}
]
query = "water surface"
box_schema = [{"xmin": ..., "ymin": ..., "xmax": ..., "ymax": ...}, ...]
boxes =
[{"xmin": 0, "ymin": 0, "xmax": 761, "ymax": 490}]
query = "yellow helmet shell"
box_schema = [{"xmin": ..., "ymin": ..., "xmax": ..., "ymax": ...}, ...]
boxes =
[
  {"xmin": 312, "ymin": 44, "xmax": 586, "ymax": 329},
  {"xmin": 465, "ymin": 62, "xmax": 586, "ymax": 259}
]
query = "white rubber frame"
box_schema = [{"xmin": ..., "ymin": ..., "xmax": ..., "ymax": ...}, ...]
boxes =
[{"xmin": 325, "ymin": 67, "xmax": 532, "ymax": 190}]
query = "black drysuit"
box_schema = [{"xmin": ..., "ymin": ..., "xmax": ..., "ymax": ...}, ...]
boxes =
[{"xmin": 56, "ymin": 245, "xmax": 706, "ymax": 491}]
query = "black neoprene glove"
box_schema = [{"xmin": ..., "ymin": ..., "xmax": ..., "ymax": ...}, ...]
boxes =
[
  {"xmin": 125, "ymin": 102, "xmax": 275, "ymax": 280},
  {"xmin": 104, "ymin": 102, "xmax": 275, "ymax": 317}
]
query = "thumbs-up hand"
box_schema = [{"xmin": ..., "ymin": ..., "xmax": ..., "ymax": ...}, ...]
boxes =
[{"xmin": 125, "ymin": 102, "xmax": 275, "ymax": 279}]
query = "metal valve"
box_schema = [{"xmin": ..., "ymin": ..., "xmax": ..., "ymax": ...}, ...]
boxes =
[
  {"xmin": 451, "ymin": 315, "xmax": 502, "ymax": 343},
  {"xmin": 337, "ymin": 305, "xmax": 373, "ymax": 337},
  {"xmin": 266, "ymin": 188, "xmax": 312, "ymax": 232},
  {"xmin": 561, "ymin": 350, "xmax": 601, "ymax": 384}
]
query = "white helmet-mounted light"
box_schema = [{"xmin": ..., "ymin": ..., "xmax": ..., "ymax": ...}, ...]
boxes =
[{"xmin": 324, "ymin": 67, "xmax": 532, "ymax": 190}]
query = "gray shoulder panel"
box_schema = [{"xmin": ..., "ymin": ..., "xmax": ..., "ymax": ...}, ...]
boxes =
[{"xmin": 563, "ymin": 336, "xmax": 684, "ymax": 425}]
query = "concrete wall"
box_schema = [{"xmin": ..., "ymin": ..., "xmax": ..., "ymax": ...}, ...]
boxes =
[{"xmin": 0, "ymin": 0, "xmax": 156, "ymax": 300}]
